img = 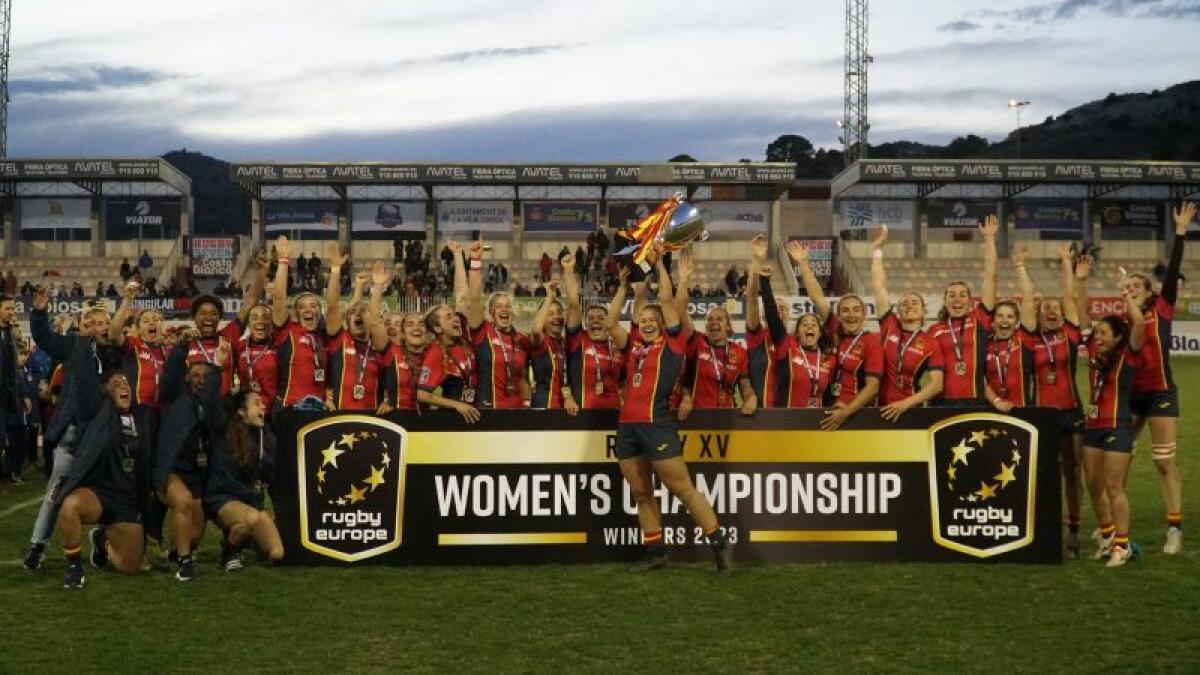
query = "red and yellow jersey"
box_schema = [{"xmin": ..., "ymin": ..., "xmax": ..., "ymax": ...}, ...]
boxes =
[
  {"xmin": 685, "ymin": 334, "xmax": 748, "ymax": 409},
  {"xmin": 418, "ymin": 340, "xmax": 477, "ymax": 404},
  {"xmin": 744, "ymin": 325, "xmax": 778, "ymax": 408},
  {"xmin": 877, "ymin": 311, "xmax": 943, "ymax": 406},
  {"xmin": 773, "ymin": 337, "xmax": 836, "ymax": 408},
  {"xmin": 326, "ymin": 329, "xmax": 386, "ymax": 411},
  {"xmin": 184, "ymin": 320, "xmax": 243, "ymax": 394},
  {"xmin": 619, "ymin": 325, "xmax": 689, "ymax": 424},
  {"xmin": 470, "ymin": 321, "xmax": 529, "ymax": 409},
  {"xmin": 121, "ymin": 336, "xmax": 165, "ymax": 409},
  {"xmin": 566, "ymin": 328, "xmax": 623, "ymax": 410},
  {"xmin": 529, "ymin": 333, "xmax": 568, "ymax": 409},
  {"xmin": 272, "ymin": 320, "xmax": 327, "ymax": 407},
  {"xmin": 1132, "ymin": 295, "xmax": 1175, "ymax": 394},
  {"xmin": 234, "ymin": 338, "xmax": 278, "ymax": 406},
  {"xmin": 825, "ymin": 316, "xmax": 884, "ymax": 406},
  {"xmin": 382, "ymin": 344, "xmax": 424, "ymax": 410},
  {"xmin": 927, "ymin": 305, "xmax": 993, "ymax": 401},
  {"xmin": 1086, "ymin": 339, "xmax": 1140, "ymax": 430},
  {"xmin": 983, "ymin": 336, "xmax": 1033, "ymax": 407},
  {"xmin": 1022, "ymin": 324, "xmax": 1082, "ymax": 410}
]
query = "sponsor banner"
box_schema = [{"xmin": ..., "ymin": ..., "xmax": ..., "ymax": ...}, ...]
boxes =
[
  {"xmin": 925, "ymin": 200, "xmax": 996, "ymax": 230},
  {"xmin": 190, "ymin": 236, "xmax": 237, "ymax": 279},
  {"xmin": 696, "ymin": 201, "xmax": 771, "ymax": 232},
  {"xmin": 271, "ymin": 409, "xmax": 1062, "ymax": 565},
  {"xmin": 607, "ymin": 202, "xmax": 658, "ymax": 230},
  {"xmin": 521, "ymin": 202, "xmax": 598, "ymax": 233},
  {"xmin": 786, "ymin": 237, "xmax": 837, "ymax": 290},
  {"xmin": 19, "ymin": 198, "xmax": 91, "ymax": 230},
  {"xmin": 1013, "ymin": 200, "xmax": 1084, "ymax": 232},
  {"xmin": 12, "ymin": 296, "xmax": 244, "ymax": 322},
  {"xmin": 1169, "ymin": 321, "xmax": 1200, "ymax": 356},
  {"xmin": 105, "ymin": 199, "xmax": 181, "ymax": 238},
  {"xmin": 437, "ymin": 201, "xmax": 514, "ymax": 232},
  {"xmin": 1099, "ymin": 201, "xmax": 1163, "ymax": 229},
  {"xmin": 838, "ymin": 200, "xmax": 915, "ymax": 232},
  {"xmin": 350, "ymin": 201, "xmax": 427, "ymax": 233},
  {"xmin": 231, "ymin": 163, "xmax": 797, "ymax": 185},
  {"xmin": 0, "ymin": 159, "xmax": 163, "ymax": 179},
  {"xmin": 264, "ymin": 200, "xmax": 339, "ymax": 232},
  {"xmin": 855, "ymin": 160, "xmax": 1200, "ymax": 184}
]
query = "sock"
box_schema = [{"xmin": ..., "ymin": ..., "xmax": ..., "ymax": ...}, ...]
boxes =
[
  {"xmin": 63, "ymin": 544, "xmax": 82, "ymax": 563},
  {"xmin": 1167, "ymin": 513, "xmax": 1182, "ymax": 530},
  {"xmin": 1100, "ymin": 522, "xmax": 1115, "ymax": 538},
  {"xmin": 643, "ymin": 530, "xmax": 666, "ymax": 556},
  {"xmin": 1113, "ymin": 532, "xmax": 1129, "ymax": 549},
  {"xmin": 1068, "ymin": 516, "xmax": 1080, "ymax": 534},
  {"xmin": 705, "ymin": 527, "xmax": 727, "ymax": 549}
]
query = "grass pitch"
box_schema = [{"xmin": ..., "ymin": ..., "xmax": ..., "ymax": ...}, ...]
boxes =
[{"xmin": 1, "ymin": 365, "xmax": 1198, "ymax": 673}]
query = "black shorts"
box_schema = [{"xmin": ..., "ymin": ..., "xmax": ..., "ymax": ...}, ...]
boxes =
[
  {"xmin": 1084, "ymin": 427, "xmax": 1133, "ymax": 453},
  {"xmin": 1058, "ymin": 409, "xmax": 1084, "ymax": 437},
  {"xmin": 1130, "ymin": 388, "xmax": 1179, "ymax": 418},
  {"xmin": 204, "ymin": 490, "xmax": 266, "ymax": 521},
  {"xmin": 614, "ymin": 423, "xmax": 682, "ymax": 461},
  {"xmin": 90, "ymin": 486, "xmax": 142, "ymax": 525},
  {"xmin": 169, "ymin": 468, "xmax": 206, "ymax": 500}
]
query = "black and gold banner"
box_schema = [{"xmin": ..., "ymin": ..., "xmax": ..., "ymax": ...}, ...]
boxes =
[{"xmin": 271, "ymin": 409, "xmax": 1063, "ymax": 565}]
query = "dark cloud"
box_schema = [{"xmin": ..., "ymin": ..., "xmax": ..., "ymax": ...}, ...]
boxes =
[
  {"xmin": 8, "ymin": 98, "xmax": 827, "ymax": 162},
  {"xmin": 937, "ymin": 20, "xmax": 982, "ymax": 32},
  {"xmin": 10, "ymin": 65, "xmax": 176, "ymax": 97},
  {"xmin": 978, "ymin": 0, "xmax": 1200, "ymax": 23}
]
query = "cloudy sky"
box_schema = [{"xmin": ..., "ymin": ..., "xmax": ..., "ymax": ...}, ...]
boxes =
[{"xmin": 7, "ymin": 0, "xmax": 1199, "ymax": 161}]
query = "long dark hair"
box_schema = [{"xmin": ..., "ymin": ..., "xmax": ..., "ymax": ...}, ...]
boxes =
[
  {"xmin": 792, "ymin": 312, "xmax": 833, "ymax": 353},
  {"xmin": 938, "ymin": 281, "xmax": 972, "ymax": 322},
  {"xmin": 225, "ymin": 390, "xmax": 258, "ymax": 466},
  {"xmin": 1094, "ymin": 316, "xmax": 1131, "ymax": 369}
]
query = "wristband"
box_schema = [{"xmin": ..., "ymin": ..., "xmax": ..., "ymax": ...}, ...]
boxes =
[
  {"xmin": 277, "ymin": 257, "xmax": 290, "ymax": 265},
  {"xmin": 470, "ymin": 260, "xmax": 483, "ymax": 271},
  {"xmin": 871, "ymin": 250, "xmax": 883, "ymax": 260}
]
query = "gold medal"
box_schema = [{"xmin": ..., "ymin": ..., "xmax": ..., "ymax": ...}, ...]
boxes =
[
  {"xmin": 830, "ymin": 383, "xmax": 842, "ymax": 398},
  {"xmin": 352, "ymin": 384, "xmax": 366, "ymax": 400},
  {"xmin": 250, "ymin": 381, "xmax": 261, "ymax": 392},
  {"xmin": 1087, "ymin": 405, "xmax": 1099, "ymax": 419},
  {"xmin": 954, "ymin": 362, "xmax": 967, "ymax": 376},
  {"xmin": 122, "ymin": 457, "xmax": 135, "ymax": 474},
  {"xmin": 594, "ymin": 381, "xmax": 604, "ymax": 396},
  {"xmin": 313, "ymin": 368, "xmax": 326, "ymax": 383},
  {"xmin": 1046, "ymin": 371, "xmax": 1057, "ymax": 385},
  {"xmin": 807, "ymin": 397, "xmax": 820, "ymax": 408},
  {"xmin": 632, "ymin": 373, "xmax": 643, "ymax": 387},
  {"xmin": 462, "ymin": 387, "xmax": 476, "ymax": 403},
  {"xmin": 196, "ymin": 452, "xmax": 208, "ymax": 468}
]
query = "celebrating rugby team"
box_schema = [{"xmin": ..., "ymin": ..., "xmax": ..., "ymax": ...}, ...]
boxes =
[{"xmin": 12, "ymin": 201, "xmax": 1195, "ymax": 587}]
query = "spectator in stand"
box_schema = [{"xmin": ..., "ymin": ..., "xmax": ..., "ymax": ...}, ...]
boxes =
[
  {"xmin": 214, "ymin": 281, "xmax": 228, "ymax": 297},
  {"xmin": 94, "ymin": 283, "xmax": 104, "ymax": 299},
  {"xmin": 575, "ymin": 245, "xmax": 587, "ymax": 280},
  {"xmin": 513, "ymin": 281, "xmax": 531, "ymax": 297},
  {"xmin": 557, "ymin": 246, "xmax": 570, "ymax": 264},
  {"xmin": 138, "ymin": 249, "xmax": 153, "ymax": 272},
  {"xmin": 689, "ymin": 285, "xmax": 703, "ymax": 299},
  {"xmin": 440, "ymin": 245, "xmax": 455, "ymax": 276},
  {"xmin": 393, "ymin": 239, "xmax": 404, "ymax": 264},
  {"xmin": 20, "ymin": 281, "xmax": 34, "ymax": 298},
  {"xmin": 308, "ymin": 250, "xmax": 322, "ymax": 288},
  {"xmin": 5, "ymin": 271, "xmax": 16, "ymax": 295},
  {"xmin": 724, "ymin": 265, "xmax": 738, "ymax": 296},
  {"xmin": 105, "ymin": 284, "xmax": 118, "ymax": 299},
  {"xmin": 534, "ymin": 282, "xmax": 548, "ymax": 298},
  {"xmin": 227, "ymin": 279, "xmax": 242, "ymax": 298},
  {"xmin": 587, "ymin": 230, "xmax": 598, "ymax": 265},
  {"xmin": 539, "ymin": 253, "xmax": 553, "ymax": 282},
  {"xmin": 596, "ymin": 228, "xmax": 609, "ymax": 260},
  {"xmin": 119, "ymin": 259, "xmax": 133, "ymax": 282}
]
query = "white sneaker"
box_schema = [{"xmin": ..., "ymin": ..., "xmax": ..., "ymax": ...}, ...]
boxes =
[
  {"xmin": 1106, "ymin": 545, "xmax": 1132, "ymax": 568},
  {"xmin": 1164, "ymin": 527, "xmax": 1183, "ymax": 555},
  {"xmin": 1093, "ymin": 532, "xmax": 1115, "ymax": 560}
]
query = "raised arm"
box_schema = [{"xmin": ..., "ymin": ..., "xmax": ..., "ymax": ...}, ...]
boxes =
[
  {"xmin": 605, "ymin": 268, "xmax": 630, "ymax": 349},
  {"xmin": 530, "ymin": 282, "xmax": 557, "ymax": 343},
  {"xmin": 652, "ymin": 246, "xmax": 680, "ymax": 330},
  {"xmin": 560, "ymin": 252, "xmax": 582, "ymax": 331},
  {"xmin": 1164, "ymin": 201, "xmax": 1195, "ymax": 304},
  {"xmin": 1012, "ymin": 245, "xmax": 1037, "ymax": 332},
  {"xmin": 1057, "ymin": 245, "xmax": 1079, "ymax": 325},
  {"xmin": 324, "ymin": 242, "xmax": 347, "ymax": 338},
  {"xmin": 759, "ymin": 271, "xmax": 787, "ymax": 346},
  {"xmin": 110, "ymin": 281, "xmax": 138, "ymax": 345},
  {"xmin": 980, "ymin": 214, "xmax": 999, "ymax": 311},
  {"xmin": 270, "ymin": 235, "xmax": 291, "ymax": 328},
  {"xmin": 1126, "ymin": 291, "xmax": 1146, "ymax": 351},
  {"xmin": 204, "ymin": 339, "xmax": 231, "ymax": 433},
  {"xmin": 238, "ymin": 251, "xmax": 270, "ymax": 326},
  {"xmin": 348, "ymin": 269, "xmax": 369, "ymax": 312},
  {"xmin": 451, "ymin": 241, "xmax": 469, "ymax": 310},
  {"xmin": 870, "ymin": 225, "xmax": 891, "ymax": 313},
  {"xmin": 1074, "ymin": 255, "xmax": 1093, "ymax": 332},
  {"xmin": 745, "ymin": 235, "xmax": 768, "ymax": 332},
  {"xmin": 464, "ymin": 241, "xmax": 485, "ymax": 330},
  {"xmin": 785, "ymin": 240, "xmax": 830, "ymax": 321},
  {"xmin": 366, "ymin": 262, "xmax": 390, "ymax": 351},
  {"xmin": 29, "ymin": 288, "xmax": 73, "ymax": 360},
  {"xmin": 673, "ymin": 246, "xmax": 694, "ymax": 335}
]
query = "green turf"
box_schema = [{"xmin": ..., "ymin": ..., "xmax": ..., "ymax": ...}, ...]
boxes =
[{"xmin": 1, "ymin": 364, "xmax": 1198, "ymax": 673}]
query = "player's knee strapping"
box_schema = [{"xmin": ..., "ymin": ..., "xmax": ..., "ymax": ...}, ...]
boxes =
[{"xmin": 1151, "ymin": 442, "xmax": 1177, "ymax": 460}]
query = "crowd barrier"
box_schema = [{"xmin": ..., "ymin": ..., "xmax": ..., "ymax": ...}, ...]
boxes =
[{"xmin": 271, "ymin": 408, "xmax": 1063, "ymax": 566}]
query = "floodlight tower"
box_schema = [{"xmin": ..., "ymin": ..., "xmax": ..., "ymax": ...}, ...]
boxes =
[
  {"xmin": 842, "ymin": 0, "xmax": 870, "ymax": 167},
  {"xmin": 0, "ymin": 0, "xmax": 10, "ymax": 157}
]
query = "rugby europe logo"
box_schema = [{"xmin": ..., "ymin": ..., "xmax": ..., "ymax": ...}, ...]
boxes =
[
  {"xmin": 297, "ymin": 416, "xmax": 408, "ymax": 562},
  {"xmin": 927, "ymin": 414, "xmax": 1038, "ymax": 558}
]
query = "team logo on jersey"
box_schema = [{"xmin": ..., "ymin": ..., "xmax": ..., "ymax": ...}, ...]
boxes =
[
  {"xmin": 928, "ymin": 414, "xmax": 1038, "ymax": 558},
  {"xmin": 297, "ymin": 416, "xmax": 408, "ymax": 562}
]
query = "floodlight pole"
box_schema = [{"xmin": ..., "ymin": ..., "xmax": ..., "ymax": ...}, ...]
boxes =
[{"xmin": 1008, "ymin": 99, "xmax": 1031, "ymax": 159}]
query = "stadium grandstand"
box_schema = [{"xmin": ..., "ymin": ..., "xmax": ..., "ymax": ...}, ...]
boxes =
[
  {"xmin": 0, "ymin": 158, "xmax": 194, "ymax": 308},
  {"xmin": 822, "ymin": 159, "xmax": 1200, "ymax": 312}
]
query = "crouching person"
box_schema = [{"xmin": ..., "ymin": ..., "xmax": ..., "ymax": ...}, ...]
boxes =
[
  {"xmin": 204, "ymin": 385, "xmax": 283, "ymax": 572},
  {"xmin": 56, "ymin": 371, "xmax": 156, "ymax": 589}
]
